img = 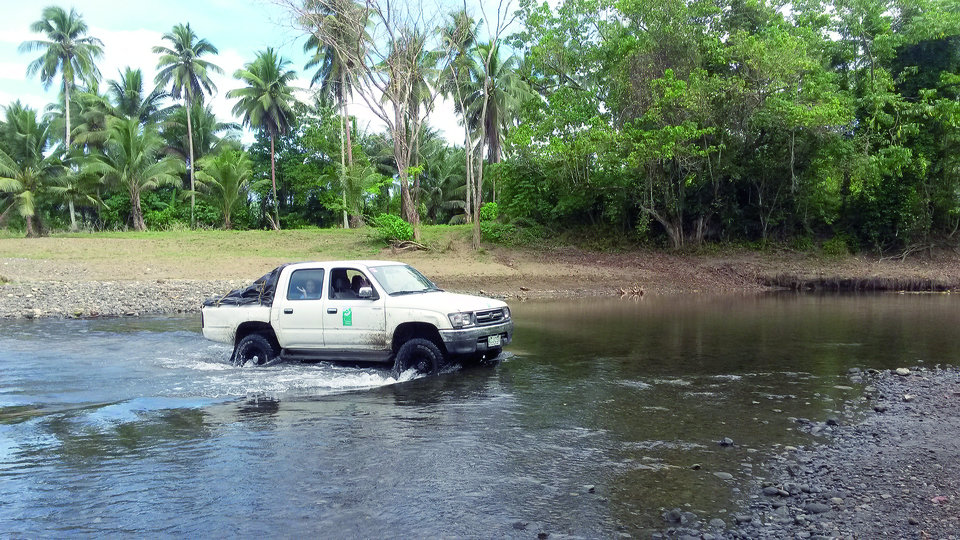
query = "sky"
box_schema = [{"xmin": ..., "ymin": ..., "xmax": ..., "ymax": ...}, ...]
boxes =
[{"xmin": 0, "ymin": 0, "xmax": 462, "ymax": 144}]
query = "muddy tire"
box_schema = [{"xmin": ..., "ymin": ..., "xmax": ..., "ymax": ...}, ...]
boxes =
[
  {"xmin": 393, "ymin": 338, "xmax": 443, "ymax": 376},
  {"xmin": 232, "ymin": 334, "xmax": 279, "ymax": 367}
]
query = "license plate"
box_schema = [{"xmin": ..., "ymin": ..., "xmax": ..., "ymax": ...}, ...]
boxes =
[{"xmin": 487, "ymin": 334, "xmax": 502, "ymax": 347}]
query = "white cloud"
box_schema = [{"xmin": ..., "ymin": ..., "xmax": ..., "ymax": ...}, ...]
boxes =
[
  {"xmin": 0, "ymin": 90, "xmax": 48, "ymax": 112},
  {"xmin": 91, "ymin": 26, "xmax": 164, "ymax": 84},
  {"xmin": 0, "ymin": 62, "xmax": 29, "ymax": 81}
]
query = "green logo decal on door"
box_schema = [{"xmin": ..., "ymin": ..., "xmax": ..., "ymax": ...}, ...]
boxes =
[{"xmin": 342, "ymin": 308, "xmax": 352, "ymax": 326}]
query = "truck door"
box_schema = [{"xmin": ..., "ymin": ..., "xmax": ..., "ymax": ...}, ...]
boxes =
[
  {"xmin": 273, "ymin": 268, "xmax": 326, "ymax": 348},
  {"xmin": 322, "ymin": 268, "xmax": 387, "ymax": 350}
]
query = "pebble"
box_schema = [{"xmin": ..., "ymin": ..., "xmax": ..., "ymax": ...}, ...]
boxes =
[
  {"xmin": 714, "ymin": 472, "xmax": 733, "ymax": 480},
  {"xmin": 895, "ymin": 368, "xmax": 911, "ymax": 376},
  {"xmin": 804, "ymin": 503, "xmax": 831, "ymax": 514}
]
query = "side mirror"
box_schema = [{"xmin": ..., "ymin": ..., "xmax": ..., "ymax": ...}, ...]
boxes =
[{"xmin": 358, "ymin": 286, "xmax": 374, "ymax": 299}]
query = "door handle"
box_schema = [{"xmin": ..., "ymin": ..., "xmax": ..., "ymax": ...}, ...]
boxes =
[
  {"xmin": 283, "ymin": 308, "xmax": 293, "ymax": 314},
  {"xmin": 327, "ymin": 308, "xmax": 337, "ymax": 314}
]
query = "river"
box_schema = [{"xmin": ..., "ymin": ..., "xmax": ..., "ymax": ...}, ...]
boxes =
[{"xmin": 2, "ymin": 294, "xmax": 959, "ymax": 537}]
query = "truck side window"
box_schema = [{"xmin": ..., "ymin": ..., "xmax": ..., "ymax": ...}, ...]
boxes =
[
  {"xmin": 287, "ymin": 269, "xmax": 325, "ymax": 300},
  {"xmin": 329, "ymin": 268, "xmax": 377, "ymax": 300}
]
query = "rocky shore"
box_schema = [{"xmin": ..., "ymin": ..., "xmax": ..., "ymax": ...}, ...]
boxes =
[
  {"xmin": 657, "ymin": 366, "xmax": 960, "ymax": 539},
  {"xmin": 0, "ymin": 279, "xmax": 246, "ymax": 319}
]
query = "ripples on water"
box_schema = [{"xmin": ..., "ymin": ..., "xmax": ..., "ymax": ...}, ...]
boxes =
[{"xmin": 2, "ymin": 294, "xmax": 960, "ymax": 536}]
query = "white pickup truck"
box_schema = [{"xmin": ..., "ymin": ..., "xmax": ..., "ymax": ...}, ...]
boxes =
[{"xmin": 201, "ymin": 260, "xmax": 513, "ymax": 374}]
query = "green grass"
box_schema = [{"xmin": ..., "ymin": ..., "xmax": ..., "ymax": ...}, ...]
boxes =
[{"xmin": 0, "ymin": 225, "xmax": 480, "ymax": 264}]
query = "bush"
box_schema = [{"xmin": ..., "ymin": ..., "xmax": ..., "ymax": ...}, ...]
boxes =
[
  {"xmin": 822, "ymin": 236, "xmax": 851, "ymax": 257},
  {"xmin": 372, "ymin": 213, "xmax": 413, "ymax": 244},
  {"xmin": 479, "ymin": 202, "xmax": 499, "ymax": 222},
  {"xmin": 480, "ymin": 222, "xmax": 543, "ymax": 246}
]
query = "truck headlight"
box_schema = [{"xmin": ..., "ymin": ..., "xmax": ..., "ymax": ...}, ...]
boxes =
[
  {"xmin": 448, "ymin": 312, "xmax": 475, "ymax": 328},
  {"xmin": 502, "ymin": 306, "xmax": 511, "ymax": 319}
]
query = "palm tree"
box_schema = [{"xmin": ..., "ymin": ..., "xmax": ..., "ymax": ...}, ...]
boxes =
[
  {"xmin": 0, "ymin": 103, "xmax": 61, "ymax": 237},
  {"xmin": 439, "ymin": 10, "xmax": 480, "ymax": 220},
  {"xmin": 46, "ymin": 168, "xmax": 103, "ymax": 231},
  {"xmin": 69, "ymin": 82, "xmax": 113, "ymax": 151},
  {"xmin": 86, "ymin": 116, "xmax": 184, "ymax": 231},
  {"xmin": 303, "ymin": 0, "xmax": 367, "ymax": 228},
  {"xmin": 162, "ymin": 103, "xmax": 239, "ymax": 168},
  {"xmin": 195, "ymin": 149, "xmax": 252, "ymax": 229},
  {"xmin": 153, "ymin": 23, "xmax": 223, "ymax": 227},
  {"xmin": 466, "ymin": 41, "xmax": 527, "ymax": 167},
  {"xmin": 19, "ymin": 6, "xmax": 103, "ymax": 157},
  {"xmin": 228, "ymin": 48, "xmax": 296, "ymax": 230},
  {"xmin": 108, "ymin": 67, "xmax": 169, "ymax": 124}
]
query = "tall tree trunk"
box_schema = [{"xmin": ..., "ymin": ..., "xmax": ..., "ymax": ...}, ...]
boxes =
[
  {"xmin": 65, "ymin": 80, "xmax": 78, "ymax": 232},
  {"xmin": 464, "ymin": 125, "xmax": 473, "ymax": 224},
  {"xmin": 64, "ymin": 79, "xmax": 72, "ymax": 152},
  {"xmin": 68, "ymin": 200, "xmax": 77, "ymax": 231},
  {"xmin": 132, "ymin": 189, "xmax": 145, "ymax": 232},
  {"xmin": 342, "ymin": 71, "xmax": 354, "ymax": 166},
  {"xmin": 186, "ymin": 98, "xmax": 196, "ymax": 228},
  {"xmin": 25, "ymin": 215, "xmax": 36, "ymax": 238},
  {"xmin": 270, "ymin": 134, "xmax": 280, "ymax": 230},
  {"xmin": 340, "ymin": 95, "xmax": 349, "ymax": 229}
]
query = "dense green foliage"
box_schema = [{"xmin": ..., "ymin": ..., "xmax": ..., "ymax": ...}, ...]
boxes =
[
  {"xmin": 500, "ymin": 0, "xmax": 960, "ymax": 252},
  {"xmin": 2, "ymin": 1, "xmax": 959, "ymax": 255}
]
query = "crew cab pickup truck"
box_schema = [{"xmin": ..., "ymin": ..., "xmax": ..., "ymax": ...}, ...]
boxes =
[{"xmin": 201, "ymin": 261, "xmax": 513, "ymax": 374}]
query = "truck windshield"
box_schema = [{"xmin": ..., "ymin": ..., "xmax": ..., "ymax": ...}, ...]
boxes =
[{"xmin": 368, "ymin": 265, "xmax": 442, "ymax": 296}]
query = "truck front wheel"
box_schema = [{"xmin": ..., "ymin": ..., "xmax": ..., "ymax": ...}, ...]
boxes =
[
  {"xmin": 232, "ymin": 334, "xmax": 278, "ymax": 367},
  {"xmin": 393, "ymin": 338, "xmax": 443, "ymax": 376}
]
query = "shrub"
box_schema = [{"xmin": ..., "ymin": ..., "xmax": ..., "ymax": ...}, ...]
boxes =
[
  {"xmin": 479, "ymin": 202, "xmax": 499, "ymax": 222},
  {"xmin": 480, "ymin": 222, "xmax": 544, "ymax": 246},
  {"xmin": 822, "ymin": 236, "xmax": 851, "ymax": 257},
  {"xmin": 372, "ymin": 213, "xmax": 413, "ymax": 244}
]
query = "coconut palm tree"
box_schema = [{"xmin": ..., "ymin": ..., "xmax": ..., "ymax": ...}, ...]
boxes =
[
  {"xmin": 0, "ymin": 103, "xmax": 61, "ymax": 237},
  {"xmin": 303, "ymin": 0, "xmax": 368, "ymax": 228},
  {"xmin": 195, "ymin": 149, "xmax": 252, "ymax": 229},
  {"xmin": 109, "ymin": 67, "xmax": 170, "ymax": 124},
  {"xmin": 465, "ymin": 41, "xmax": 527, "ymax": 166},
  {"xmin": 153, "ymin": 23, "xmax": 223, "ymax": 227},
  {"xmin": 162, "ymin": 103, "xmax": 240, "ymax": 168},
  {"xmin": 86, "ymin": 116, "xmax": 184, "ymax": 231},
  {"xmin": 19, "ymin": 6, "xmax": 103, "ymax": 157},
  {"xmin": 228, "ymin": 48, "xmax": 296, "ymax": 230},
  {"xmin": 69, "ymin": 82, "xmax": 113, "ymax": 151},
  {"xmin": 46, "ymin": 168, "xmax": 103, "ymax": 231}
]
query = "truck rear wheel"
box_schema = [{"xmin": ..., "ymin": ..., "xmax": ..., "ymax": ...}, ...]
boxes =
[
  {"xmin": 393, "ymin": 338, "xmax": 443, "ymax": 376},
  {"xmin": 232, "ymin": 334, "xmax": 278, "ymax": 367}
]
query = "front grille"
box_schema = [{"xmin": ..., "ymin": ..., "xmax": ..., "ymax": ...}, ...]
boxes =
[{"xmin": 475, "ymin": 309, "xmax": 505, "ymax": 325}]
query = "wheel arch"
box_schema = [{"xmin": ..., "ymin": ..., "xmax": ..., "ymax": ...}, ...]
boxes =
[
  {"xmin": 235, "ymin": 321, "xmax": 279, "ymax": 350},
  {"xmin": 392, "ymin": 322, "xmax": 445, "ymax": 355}
]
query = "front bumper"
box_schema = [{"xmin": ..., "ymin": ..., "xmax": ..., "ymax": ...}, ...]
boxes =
[{"xmin": 439, "ymin": 320, "xmax": 514, "ymax": 355}]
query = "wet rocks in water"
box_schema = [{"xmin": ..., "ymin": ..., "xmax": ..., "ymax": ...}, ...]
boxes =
[
  {"xmin": 718, "ymin": 437, "xmax": 734, "ymax": 447},
  {"xmin": 713, "ymin": 472, "xmax": 733, "ymax": 480}
]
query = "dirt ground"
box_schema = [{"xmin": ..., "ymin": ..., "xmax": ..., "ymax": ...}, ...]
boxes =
[{"xmin": 4, "ymin": 233, "xmax": 960, "ymax": 299}]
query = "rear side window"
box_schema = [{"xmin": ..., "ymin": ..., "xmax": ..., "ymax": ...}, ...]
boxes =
[{"xmin": 287, "ymin": 269, "xmax": 325, "ymax": 300}]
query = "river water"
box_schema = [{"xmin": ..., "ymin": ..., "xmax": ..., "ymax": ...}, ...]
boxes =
[{"xmin": 2, "ymin": 294, "xmax": 959, "ymax": 537}]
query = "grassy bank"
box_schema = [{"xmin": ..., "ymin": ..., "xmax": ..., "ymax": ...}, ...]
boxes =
[{"xmin": 3, "ymin": 227, "xmax": 960, "ymax": 296}]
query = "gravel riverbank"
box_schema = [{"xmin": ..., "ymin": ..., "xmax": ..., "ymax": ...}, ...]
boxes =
[
  {"xmin": 0, "ymin": 279, "xmax": 246, "ymax": 319},
  {"xmin": 657, "ymin": 366, "xmax": 960, "ymax": 539}
]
